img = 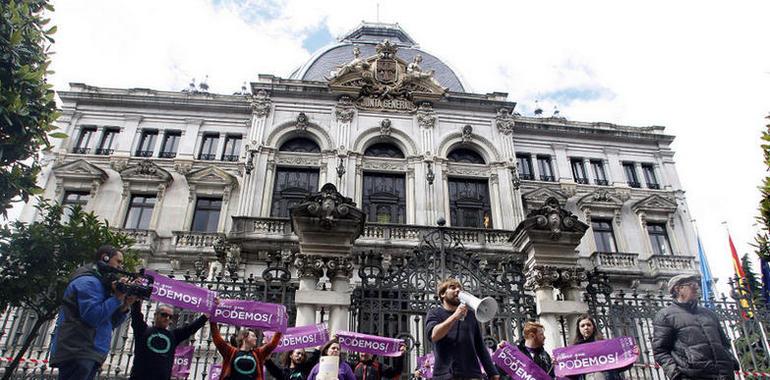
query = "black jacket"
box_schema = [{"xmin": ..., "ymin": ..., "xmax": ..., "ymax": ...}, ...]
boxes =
[
  {"xmin": 517, "ymin": 340, "xmax": 554, "ymax": 379},
  {"xmin": 652, "ymin": 301, "xmax": 739, "ymax": 380},
  {"xmin": 265, "ymin": 350, "xmax": 320, "ymax": 380},
  {"xmin": 353, "ymin": 356, "xmax": 404, "ymax": 380},
  {"xmin": 129, "ymin": 303, "xmax": 208, "ymax": 380}
]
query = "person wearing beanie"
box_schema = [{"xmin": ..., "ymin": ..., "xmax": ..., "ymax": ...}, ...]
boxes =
[{"xmin": 652, "ymin": 274, "xmax": 739, "ymax": 379}]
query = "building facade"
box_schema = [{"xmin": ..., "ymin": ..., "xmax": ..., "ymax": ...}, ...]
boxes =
[{"xmin": 15, "ymin": 22, "xmax": 705, "ymax": 378}]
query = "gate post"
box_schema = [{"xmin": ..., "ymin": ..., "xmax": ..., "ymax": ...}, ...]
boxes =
[
  {"xmin": 290, "ymin": 183, "xmax": 365, "ymax": 334},
  {"xmin": 511, "ymin": 197, "xmax": 590, "ymax": 353}
]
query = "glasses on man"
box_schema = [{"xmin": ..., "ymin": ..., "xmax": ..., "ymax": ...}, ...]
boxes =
[
  {"xmin": 681, "ymin": 282, "xmax": 700, "ymax": 289},
  {"xmin": 158, "ymin": 312, "xmax": 174, "ymax": 318}
]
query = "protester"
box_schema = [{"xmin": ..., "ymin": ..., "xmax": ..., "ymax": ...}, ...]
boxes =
[
  {"xmin": 50, "ymin": 245, "xmax": 137, "ymax": 380},
  {"xmin": 265, "ymin": 348, "xmax": 320, "ymax": 380},
  {"xmin": 128, "ymin": 302, "xmax": 208, "ymax": 380},
  {"xmin": 425, "ymin": 278, "xmax": 499, "ymax": 380},
  {"xmin": 653, "ymin": 274, "xmax": 739, "ymax": 380},
  {"xmin": 564, "ymin": 314, "xmax": 624, "ymax": 380},
  {"xmin": 498, "ymin": 321, "xmax": 553, "ymax": 378},
  {"xmin": 210, "ymin": 322, "xmax": 283, "ymax": 380},
  {"xmin": 353, "ymin": 343, "xmax": 406, "ymax": 380},
  {"xmin": 307, "ymin": 339, "xmax": 356, "ymax": 380}
]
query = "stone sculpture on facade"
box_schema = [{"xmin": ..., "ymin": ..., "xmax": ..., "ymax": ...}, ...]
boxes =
[{"xmin": 496, "ymin": 107, "xmax": 515, "ymax": 135}]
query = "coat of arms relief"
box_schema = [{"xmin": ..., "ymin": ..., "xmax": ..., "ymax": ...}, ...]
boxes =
[{"xmin": 327, "ymin": 40, "xmax": 447, "ymax": 112}]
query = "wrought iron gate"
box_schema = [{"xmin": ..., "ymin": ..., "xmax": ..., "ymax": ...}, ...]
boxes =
[{"xmin": 350, "ymin": 221, "xmax": 535, "ymax": 373}]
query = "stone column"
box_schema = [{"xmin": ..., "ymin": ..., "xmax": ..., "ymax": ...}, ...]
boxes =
[
  {"xmin": 583, "ymin": 158, "xmax": 594, "ymax": 184},
  {"xmin": 635, "ymin": 162, "xmax": 646, "ymax": 188},
  {"xmin": 293, "ymin": 255, "xmax": 325, "ymax": 326},
  {"xmin": 511, "ymin": 197, "xmax": 590, "ymax": 353},
  {"xmin": 290, "ymin": 183, "xmax": 365, "ymax": 335},
  {"xmin": 115, "ymin": 115, "xmax": 143, "ymax": 157}
]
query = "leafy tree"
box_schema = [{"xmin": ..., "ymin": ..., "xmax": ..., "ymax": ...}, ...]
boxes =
[
  {"xmin": 0, "ymin": 0, "xmax": 61, "ymax": 218},
  {"xmin": 741, "ymin": 253, "xmax": 765, "ymax": 309},
  {"xmin": 756, "ymin": 115, "xmax": 770, "ymax": 261},
  {"xmin": 0, "ymin": 200, "xmax": 136, "ymax": 379}
]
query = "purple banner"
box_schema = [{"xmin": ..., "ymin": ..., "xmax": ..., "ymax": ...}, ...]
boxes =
[
  {"xmin": 492, "ymin": 342, "xmax": 552, "ymax": 380},
  {"xmin": 171, "ymin": 345, "xmax": 194, "ymax": 379},
  {"xmin": 416, "ymin": 353, "xmax": 434, "ymax": 378},
  {"xmin": 553, "ymin": 336, "xmax": 639, "ymax": 377},
  {"xmin": 209, "ymin": 364, "xmax": 222, "ymax": 380},
  {"xmin": 337, "ymin": 331, "xmax": 403, "ymax": 357},
  {"xmin": 146, "ymin": 270, "xmax": 217, "ymax": 314},
  {"xmin": 211, "ymin": 299, "xmax": 288, "ymax": 332},
  {"xmin": 264, "ymin": 323, "xmax": 329, "ymax": 353}
]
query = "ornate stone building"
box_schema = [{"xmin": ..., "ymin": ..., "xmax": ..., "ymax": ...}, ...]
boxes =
[{"xmin": 19, "ymin": 22, "xmax": 701, "ymax": 374}]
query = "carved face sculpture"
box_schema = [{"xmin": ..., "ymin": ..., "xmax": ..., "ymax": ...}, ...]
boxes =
[{"xmin": 375, "ymin": 59, "xmax": 397, "ymax": 84}]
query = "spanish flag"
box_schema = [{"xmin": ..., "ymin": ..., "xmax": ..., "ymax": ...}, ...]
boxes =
[{"xmin": 728, "ymin": 232, "xmax": 752, "ymax": 318}]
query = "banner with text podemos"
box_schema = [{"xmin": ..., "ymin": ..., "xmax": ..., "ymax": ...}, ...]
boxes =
[
  {"xmin": 553, "ymin": 336, "xmax": 639, "ymax": 377},
  {"xmin": 212, "ymin": 299, "xmax": 288, "ymax": 332},
  {"xmin": 171, "ymin": 345, "xmax": 194, "ymax": 379},
  {"xmin": 416, "ymin": 353, "xmax": 434, "ymax": 378},
  {"xmin": 337, "ymin": 331, "xmax": 403, "ymax": 357},
  {"xmin": 492, "ymin": 342, "xmax": 552, "ymax": 380},
  {"xmin": 264, "ymin": 323, "xmax": 329, "ymax": 353},
  {"xmin": 145, "ymin": 270, "xmax": 217, "ymax": 314}
]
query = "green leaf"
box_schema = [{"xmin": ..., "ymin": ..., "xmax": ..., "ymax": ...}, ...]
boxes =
[{"xmin": 48, "ymin": 132, "xmax": 67, "ymax": 139}]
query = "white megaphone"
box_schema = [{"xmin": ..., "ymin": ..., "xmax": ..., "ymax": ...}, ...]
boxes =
[{"xmin": 458, "ymin": 291, "xmax": 498, "ymax": 323}]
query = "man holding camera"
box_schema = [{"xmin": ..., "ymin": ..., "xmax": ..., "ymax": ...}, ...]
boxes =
[
  {"xmin": 128, "ymin": 302, "xmax": 208, "ymax": 380},
  {"xmin": 425, "ymin": 278, "xmax": 499, "ymax": 380},
  {"xmin": 50, "ymin": 245, "xmax": 138, "ymax": 380}
]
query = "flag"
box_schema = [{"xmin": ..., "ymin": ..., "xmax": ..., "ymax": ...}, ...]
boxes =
[
  {"xmin": 696, "ymin": 235, "xmax": 715, "ymax": 308},
  {"xmin": 761, "ymin": 259, "xmax": 770, "ymax": 306},
  {"xmin": 728, "ymin": 232, "xmax": 752, "ymax": 318}
]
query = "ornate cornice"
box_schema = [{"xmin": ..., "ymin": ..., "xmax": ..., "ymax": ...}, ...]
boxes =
[{"xmin": 251, "ymin": 90, "xmax": 272, "ymax": 117}]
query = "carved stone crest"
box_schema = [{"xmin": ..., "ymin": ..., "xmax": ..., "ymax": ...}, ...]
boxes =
[
  {"xmin": 416, "ymin": 102, "xmax": 436, "ymax": 128},
  {"xmin": 379, "ymin": 118, "xmax": 392, "ymax": 136},
  {"xmin": 461, "ymin": 124, "xmax": 473, "ymax": 142},
  {"xmin": 291, "ymin": 183, "xmax": 365, "ymax": 231},
  {"xmin": 296, "ymin": 112, "xmax": 309, "ymax": 132},
  {"xmin": 496, "ymin": 107, "xmax": 515, "ymax": 135},
  {"xmin": 334, "ymin": 96, "xmax": 355, "ymax": 123},
  {"xmin": 520, "ymin": 197, "xmax": 588, "ymax": 240},
  {"xmin": 251, "ymin": 90, "xmax": 272, "ymax": 117}
]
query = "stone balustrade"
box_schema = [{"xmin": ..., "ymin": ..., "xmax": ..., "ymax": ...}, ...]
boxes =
[
  {"xmin": 173, "ymin": 231, "xmax": 224, "ymax": 248},
  {"xmin": 591, "ymin": 252, "xmax": 639, "ymax": 269},
  {"xmin": 114, "ymin": 228, "xmax": 158, "ymax": 252},
  {"xmin": 648, "ymin": 254, "xmax": 696, "ymax": 273}
]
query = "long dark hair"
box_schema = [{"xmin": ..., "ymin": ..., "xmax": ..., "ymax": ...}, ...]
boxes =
[
  {"xmin": 280, "ymin": 349, "xmax": 306, "ymax": 367},
  {"xmin": 572, "ymin": 314, "xmax": 604, "ymax": 345}
]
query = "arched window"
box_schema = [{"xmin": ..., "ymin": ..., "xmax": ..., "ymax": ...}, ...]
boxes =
[
  {"xmin": 447, "ymin": 178, "xmax": 492, "ymax": 228},
  {"xmin": 364, "ymin": 143, "xmax": 405, "ymax": 158},
  {"xmin": 271, "ymin": 168, "xmax": 319, "ymax": 218},
  {"xmin": 279, "ymin": 137, "xmax": 321, "ymax": 153},
  {"xmin": 447, "ymin": 147, "xmax": 485, "ymax": 164}
]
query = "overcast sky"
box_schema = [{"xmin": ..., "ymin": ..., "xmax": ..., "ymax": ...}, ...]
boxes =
[{"xmin": 41, "ymin": 0, "xmax": 770, "ymax": 294}]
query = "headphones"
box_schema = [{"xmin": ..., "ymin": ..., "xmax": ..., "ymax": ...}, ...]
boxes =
[{"xmin": 102, "ymin": 255, "xmax": 110, "ymax": 263}]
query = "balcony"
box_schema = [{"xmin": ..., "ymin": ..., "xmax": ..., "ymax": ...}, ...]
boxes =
[
  {"xmin": 230, "ymin": 217, "xmax": 516, "ymax": 252},
  {"xmin": 198, "ymin": 153, "xmax": 216, "ymax": 160},
  {"xmin": 595, "ymin": 179, "xmax": 609, "ymax": 186},
  {"xmin": 648, "ymin": 254, "xmax": 696, "ymax": 278},
  {"xmin": 172, "ymin": 231, "xmax": 224, "ymax": 254},
  {"xmin": 135, "ymin": 150, "xmax": 154, "ymax": 157},
  {"xmin": 575, "ymin": 177, "xmax": 589, "ymax": 185},
  {"xmin": 221, "ymin": 154, "xmax": 239, "ymax": 162},
  {"xmin": 590, "ymin": 252, "xmax": 643, "ymax": 276},
  {"xmin": 94, "ymin": 148, "xmax": 114, "ymax": 155},
  {"xmin": 647, "ymin": 183, "xmax": 660, "ymax": 190},
  {"xmin": 72, "ymin": 147, "xmax": 90, "ymax": 154},
  {"xmin": 540, "ymin": 175, "xmax": 556, "ymax": 182},
  {"xmin": 114, "ymin": 228, "xmax": 159, "ymax": 253},
  {"xmin": 159, "ymin": 151, "xmax": 177, "ymax": 159},
  {"xmin": 519, "ymin": 173, "xmax": 534, "ymax": 181},
  {"xmin": 628, "ymin": 181, "xmax": 641, "ymax": 188}
]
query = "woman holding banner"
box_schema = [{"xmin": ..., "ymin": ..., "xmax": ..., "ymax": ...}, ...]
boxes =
[
  {"xmin": 210, "ymin": 322, "xmax": 283, "ymax": 380},
  {"xmin": 266, "ymin": 348, "xmax": 321, "ymax": 380},
  {"xmin": 307, "ymin": 339, "xmax": 356, "ymax": 380},
  {"xmin": 566, "ymin": 315, "xmax": 624, "ymax": 380}
]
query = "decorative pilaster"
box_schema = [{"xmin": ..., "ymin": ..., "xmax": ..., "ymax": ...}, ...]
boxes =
[{"xmin": 495, "ymin": 107, "xmax": 516, "ymax": 163}]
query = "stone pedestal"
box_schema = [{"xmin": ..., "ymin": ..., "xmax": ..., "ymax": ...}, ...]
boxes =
[
  {"xmin": 290, "ymin": 184, "xmax": 365, "ymax": 335},
  {"xmin": 511, "ymin": 197, "xmax": 589, "ymax": 353}
]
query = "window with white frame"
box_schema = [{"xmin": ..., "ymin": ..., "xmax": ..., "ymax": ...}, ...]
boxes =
[
  {"xmin": 191, "ymin": 198, "xmax": 222, "ymax": 232},
  {"xmin": 124, "ymin": 195, "xmax": 156, "ymax": 229}
]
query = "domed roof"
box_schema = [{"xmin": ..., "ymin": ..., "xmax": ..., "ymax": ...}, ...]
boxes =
[{"xmin": 290, "ymin": 22, "xmax": 467, "ymax": 92}]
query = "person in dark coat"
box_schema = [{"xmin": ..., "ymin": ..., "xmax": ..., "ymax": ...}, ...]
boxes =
[
  {"xmin": 265, "ymin": 348, "xmax": 320, "ymax": 380},
  {"xmin": 565, "ymin": 314, "xmax": 624, "ymax": 380},
  {"xmin": 128, "ymin": 302, "xmax": 208, "ymax": 380},
  {"xmin": 502, "ymin": 321, "xmax": 554, "ymax": 379},
  {"xmin": 652, "ymin": 274, "xmax": 739, "ymax": 380},
  {"xmin": 353, "ymin": 344, "xmax": 406, "ymax": 380}
]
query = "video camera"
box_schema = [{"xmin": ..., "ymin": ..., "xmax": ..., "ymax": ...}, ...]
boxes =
[{"xmin": 97, "ymin": 262, "xmax": 155, "ymax": 300}]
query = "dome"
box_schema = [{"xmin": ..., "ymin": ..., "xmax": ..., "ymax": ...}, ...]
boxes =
[{"xmin": 290, "ymin": 22, "xmax": 467, "ymax": 92}]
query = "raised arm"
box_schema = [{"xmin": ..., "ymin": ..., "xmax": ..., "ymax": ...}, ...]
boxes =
[{"xmin": 173, "ymin": 314, "xmax": 209, "ymax": 343}]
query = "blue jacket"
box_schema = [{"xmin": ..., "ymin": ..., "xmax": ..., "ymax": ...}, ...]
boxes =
[{"xmin": 50, "ymin": 264, "xmax": 128, "ymax": 366}]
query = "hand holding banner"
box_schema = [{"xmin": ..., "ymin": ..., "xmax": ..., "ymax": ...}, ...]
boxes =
[
  {"xmin": 553, "ymin": 336, "xmax": 639, "ymax": 377},
  {"xmin": 492, "ymin": 341, "xmax": 552, "ymax": 380},
  {"xmin": 212, "ymin": 299, "xmax": 288, "ymax": 332},
  {"xmin": 336, "ymin": 331, "xmax": 404, "ymax": 357},
  {"xmin": 145, "ymin": 270, "xmax": 217, "ymax": 314},
  {"xmin": 416, "ymin": 353, "xmax": 434, "ymax": 378},
  {"xmin": 264, "ymin": 323, "xmax": 329, "ymax": 353}
]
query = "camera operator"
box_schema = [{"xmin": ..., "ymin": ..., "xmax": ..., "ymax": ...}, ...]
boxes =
[
  {"xmin": 50, "ymin": 245, "xmax": 138, "ymax": 380},
  {"xmin": 128, "ymin": 302, "xmax": 208, "ymax": 380}
]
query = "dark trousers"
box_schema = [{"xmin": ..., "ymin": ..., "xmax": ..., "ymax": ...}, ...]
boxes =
[{"xmin": 57, "ymin": 359, "xmax": 100, "ymax": 380}]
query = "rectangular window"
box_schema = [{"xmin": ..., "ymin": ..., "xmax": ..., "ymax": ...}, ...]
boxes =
[
  {"xmin": 591, "ymin": 160, "xmax": 608, "ymax": 186},
  {"xmin": 62, "ymin": 191, "xmax": 91, "ymax": 220},
  {"xmin": 160, "ymin": 131, "xmax": 181, "ymax": 158},
  {"xmin": 571, "ymin": 158, "xmax": 588, "ymax": 184},
  {"xmin": 362, "ymin": 173, "xmax": 407, "ymax": 224},
  {"xmin": 516, "ymin": 154, "xmax": 534, "ymax": 180},
  {"xmin": 447, "ymin": 178, "xmax": 492, "ymax": 228},
  {"xmin": 537, "ymin": 156, "xmax": 555, "ymax": 182},
  {"xmin": 642, "ymin": 164, "xmax": 659, "ymax": 189},
  {"xmin": 647, "ymin": 222, "xmax": 673, "ymax": 255},
  {"xmin": 135, "ymin": 130, "xmax": 158, "ymax": 157},
  {"xmin": 73, "ymin": 127, "xmax": 97, "ymax": 154},
  {"xmin": 592, "ymin": 219, "xmax": 617, "ymax": 253},
  {"xmin": 191, "ymin": 197, "xmax": 222, "ymax": 232},
  {"xmin": 96, "ymin": 128, "xmax": 119, "ymax": 155},
  {"xmin": 198, "ymin": 134, "xmax": 219, "ymax": 160},
  {"xmin": 271, "ymin": 168, "xmax": 320, "ymax": 217},
  {"xmin": 222, "ymin": 135, "xmax": 242, "ymax": 162},
  {"xmin": 623, "ymin": 162, "xmax": 640, "ymax": 188},
  {"xmin": 124, "ymin": 195, "xmax": 156, "ymax": 229}
]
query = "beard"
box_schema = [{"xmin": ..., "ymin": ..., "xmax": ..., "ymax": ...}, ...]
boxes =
[{"xmin": 444, "ymin": 295, "xmax": 461, "ymax": 306}]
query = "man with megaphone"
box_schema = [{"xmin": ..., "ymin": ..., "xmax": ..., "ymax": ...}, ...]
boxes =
[{"xmin": 425, "ymin": 278, "xmax": 499, "ymax": 380}]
